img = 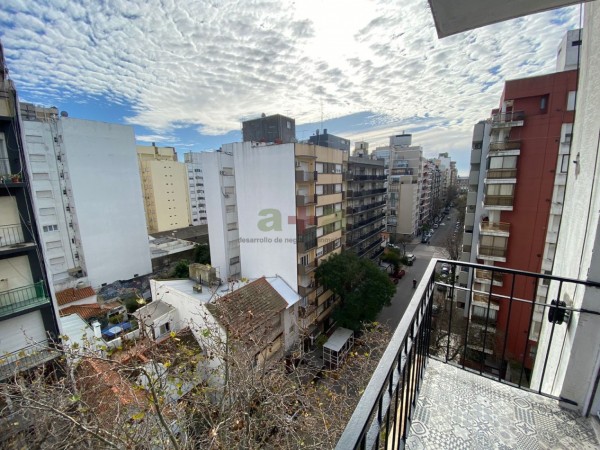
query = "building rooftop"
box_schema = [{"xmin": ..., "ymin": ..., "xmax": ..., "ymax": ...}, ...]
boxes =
[
  {"xmin": 59, "ymin": 301, "xmax": 121, "ymax": 320},
  {"xmin": 55, "ymin": 286, "xmax": 96, "ymax": 306},
  {"xmin": 206, "ymin": 277, "xmax": 288, "ymax": 336}
]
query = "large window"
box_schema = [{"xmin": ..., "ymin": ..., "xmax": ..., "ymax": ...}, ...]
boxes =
[
  {"xmin": 488, "ymin": 155, "xmax": 517, "ymax": 169},
  {"xmin": 485, "ymin": 184, "xmax": 514, "ymax": 196}
]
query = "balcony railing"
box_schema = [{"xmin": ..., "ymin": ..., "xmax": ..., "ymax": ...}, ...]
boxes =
[
  {"xmin": 491, "ymin": 111, "xmax": 525, "ymax": 125},
  {"xmin": 0, "ymin": 223, "xmax": 26, "ymax": 248},
  {"xmin": 350, "ymin": 174, "xmax": 386, "ymax": 181},
  {"xmin": 295, "ymin": 170, "xmax": 316, "ymax": 183},
  {"xmin": 347, "ymin": 188, "xmax": 386, "ymax": 198},
  {"xmin": 336, "ymin": 259, "xmax": 600, "ymax": 449},
  {"xmin": 296, "ymin": 194, "xmax": 316, "ymax": 206},
  {"xmin": 489, "ymin": 141, "xmax": 521, "ymax": 152},
  {"xmin": 478, "ymin": 245, "xmax": 507, "ymax": 259},
  {"xmin": 480, "ymin": 221, "xmax": 510, "ymax": 235},
  {"xmin": 0, "ymin": 340, "xmax": 59, "ymax": 381},
  {"xmin": 346, "ymin": 201, "xmax": 386, "ymax": 215},
  {"xmin": 486, "ymin": 168, "xmax": 517, "ymax": 179},
  {"xmin": 298, "ymin": 261, "xmax": 317, "ymax": 275},
  {"xmin": 483, "ymin": 194, "xmax": 514, "ymax": 207},
  {"xmin": 474, "ymin": 268, "xmax": 504, "ymax": 286},
  {"xmin": 0, "ymin": 282, "xmax": 50, "ymax": 318}
]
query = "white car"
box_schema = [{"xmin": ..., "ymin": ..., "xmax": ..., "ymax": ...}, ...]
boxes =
[{"xmin": 406, "ymin": 254, "xmax": 416, "ymax": 265}]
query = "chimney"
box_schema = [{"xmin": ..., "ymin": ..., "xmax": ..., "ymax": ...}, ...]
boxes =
[{"xmin": 92, "ymin": 321, "xmax": 102, "ymax": 339}]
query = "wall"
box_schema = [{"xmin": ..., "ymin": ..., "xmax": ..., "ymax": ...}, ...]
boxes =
[
  {"xmin": 534, "ymin": 1, "xmax": 600, "ymax": 414},
  {"xmin": 234, "ymin": 143, "xmax": 297, "ymax": 287},
  {"xmin": 60, "ymin": 119, "xmax": 152, "ymax": 287}
]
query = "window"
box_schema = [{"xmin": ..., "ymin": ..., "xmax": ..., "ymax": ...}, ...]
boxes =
[
  {"xmin": 29, "ymin": 153, "xmax": 46, "ymax": 162},
  {"xmin": 46, "ymin": 240, "xmax": 62, "ymax": 250},
  {"xmin": 49, "ymin": 256, "xmax": 65, "ymax": 266},
  {"xmin": 560, "ymin": 155, "xmax": 569, "ymax": 173},
  {"xmin": 540, "ymin": 95, "xmax": 548, "ymax": 111},
  {"xmin": 39, "ymin": 207, "xmax": 56, "ymax": 216},
  {"xmin": 227, "ymin": 222, "xmax": 238, "ymax": 231},
  {"xmin": 43, "ymin": 224, "xmax": 58, "ymax": 232},
  {"xmin": 158, "ymin": 322, "xmax": 171, "ymax": 337},
  {"xmin": 230, "ymin": 256, "xmax": 240, "ymax": 265},
  {"xmin": 489, "ymin": 156, "xmax": 517, "ymax": 169},
  {"xmin": 567, "ymin": 91, "xmax": 576, "ymax": 111},
  {"xmin": 480, "ymin": 235, "xmax": 507, "ymax": 249},
  {"xmin": 32, "ymin": 172, "xmax": 50, "ymax": 181},
  {"xmin": 485, "ymin": 184, "xmax": 514, "ymax": 196},
  {"xmin": 36, "ymin": 190, "xmax": 53, "ymax": 199}
]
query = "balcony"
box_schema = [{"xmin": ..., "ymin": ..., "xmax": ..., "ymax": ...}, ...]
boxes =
[
  {"xmin": 0, "ymin": 223, "xmax": 32, "ymax": 253},
  {"xmin": 296, "ymin": 193, "xmax": 316, "ymax": 206},
  {"xmin": 483, "ymin": 194, "xmax": 514, "ymax": 210},
  {"xmin": 477, "ymin": 244, "xmax": 507, "ymax": 262},
  {"xmin": 474, "ymin": 268, "xmax": 504, "ymax": 286},
  {"xmin": 297, "ymin": 231, "xmax": 317, "ymax": 253},
  {"xmin": 346, "ymin": 201, "xmax": 386, "ymax": 215},
  {"xmin": 297, "ymin": 260, "xmax": 317, "ymax": 275},
  {"xmin": 479, "ymin": 221, "xmax": 510, "ymax": 237},
  {"xmin": 489, "ymin": 140, "xmax": 521, "ymax": 153},
  {"xmin": 0, "ymin": 282, "xmax": 50, "ymax": 318},
  {"xmin": 295, "ymin": 170, "xmax": 316, "ymax": 183},
  {"xmin": 297, "ymin": 282, "xmax": 316, "ymax": 297},
  {"xmin": 336, "ymin": 259, "xmax": 600, "ymax": 449},
  {"xmin": 486, "ymin": 168, "xmax": 517, "ymax": 180},
  {"xmin": 347, "ymin": 188, "xmax": 386, "ymax": 198},
  {"xmin": 0, "ymin": 340, "xmax": 59, "ymax": 381},
  {"xmin": 491, "ymin": 111, "xmax": 525, "ymax": 128},
  {"xmin": 350, "ymin": 174, "xmax": 386, "ymax": 181}
]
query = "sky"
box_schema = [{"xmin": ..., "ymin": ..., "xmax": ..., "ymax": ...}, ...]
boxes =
[{"xmin": 0, "ymin": 0, "xmax": 581, "ymax": 175}]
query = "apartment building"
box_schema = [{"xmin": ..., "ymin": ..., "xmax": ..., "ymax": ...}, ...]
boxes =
[
  {"xmin": 242, "ymin": 113, "xmax": 296, "ymax": 144},
  {"xmin": 460, "ymin": 62, "xmax": 577, "ymax": 372},
  {"xmin": 346, "ymin": 149, "xmax": 386, "ymax": 261},
  {"xmin": 183, "ymin": 151, "xmax": 207, "ymax": 225},
  {"xmin": 20, "ymin": 105, "xmax": 152, "ymax": 289},
  {"xmin": 137, "ymin": 145, "xmax": 191, "ymax": 233},
  {"xmin": 375, "ymin": 134, "xmax": 423, "ymax": 237},
  {"xmin": 307, "ymin": 129, "xmax": 350, "ymax": 151},
  {"xmin": 0, "ymin": 51, "xmax": 61, "ymax": 379},
  {"xmin": 203, "ymin": 141, "xmax": 346, "ymax": 343},
  {"xmin": 201, "ymin": 149, "xmax": 239, "ymax": 282}
]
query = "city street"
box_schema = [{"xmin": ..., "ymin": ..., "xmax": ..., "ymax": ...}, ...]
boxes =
[{"xmin": 376, "ymin": 209, "xmax": 459, "ymax": 330}]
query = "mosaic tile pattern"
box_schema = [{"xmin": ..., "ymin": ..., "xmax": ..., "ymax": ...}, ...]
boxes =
[{"xmin": 406, "ymin": 359, "xmax": 599, "ymax": 450}]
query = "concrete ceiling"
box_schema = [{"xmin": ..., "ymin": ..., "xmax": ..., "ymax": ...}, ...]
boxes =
[{"xmin": 427, "ymin": 0, "xmax": 589, "ymax": 38}]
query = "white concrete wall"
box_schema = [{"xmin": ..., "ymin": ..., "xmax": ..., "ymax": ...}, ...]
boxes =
[
  {"xmin": 0, "ymin": 310, "xmax": 47, "ymax": 355},
  {"xmin": 533, "ymin": 2, "xmax": 600, "ymax": 415},
  {"xmin": 22, "ymin": 121, "xmax": 80, "ymax": 285},
  {"xmin": 283, "ymin": 304, "xmax": 299, "ymax": 352},
  {"xmin": 233, "ymin": 143, "xmax": 298, "ymax": 288},
  {"xmin": 60, "ymin": 119, "xmax": 152, "ymax": 287},
  {"xmin": 202, "ymin": 150, "xmax": 238, "ymax": 281}
]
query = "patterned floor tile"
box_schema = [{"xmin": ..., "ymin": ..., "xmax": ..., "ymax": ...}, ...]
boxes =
[{"xmin": 405, "ymin": 359, "xmax": 600, "ymax": 450}]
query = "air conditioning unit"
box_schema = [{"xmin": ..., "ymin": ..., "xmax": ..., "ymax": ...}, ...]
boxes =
[
  {"xmin": 295, "ymin": 161, "xmax": 301, "ymax": 168},
  {"xmin": 563, "ymin": 133, "xmax": 572, "ymax": 144},
  {"xmin": 193, "ymin": 284, "xmax": 203, "ymax": 293},
  {"xmin": 219, "ymin": 170, "xmax": 225, "ymax": 175}
]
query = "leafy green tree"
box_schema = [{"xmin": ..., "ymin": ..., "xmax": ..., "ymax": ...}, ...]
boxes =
[
  {"xmin": 193, "ymin": 244, "xmax": 211, "ymax": 265},
  {"xmin": 380, "ymin": 249, "xmax": 401, "ymax": 273},
  {"xmin": 172, "ymin": 260, "xmax": 189, "ymax": 278},
  {"xmin": 316, "ymin": 252, "xmax": 395, "ymax": 331}
]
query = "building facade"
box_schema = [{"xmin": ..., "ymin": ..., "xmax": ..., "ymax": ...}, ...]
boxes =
[
  {"xmin": 307, "ymin": 129, "xmax": 351, "ymax": 151},
  {"xmin": 460, "ymin": 67, "xmax": 577, "ymax": 373},
  {"xmin": 183, "ymin": 151, "xmax": 207, "ymax": 225},
  {"xmin": 346, "ymin": 154, "xmax": 386, "ymax": 261},
  {"xmin": 0, "ymin": 51, "xmax": 61, "ymax": 379},
  {"xmin": 21, "ymin": 106, "xmax": 152, "ymax": 289},
  {"xmin": 137, "ymin": 145, "xmax": 191, "ymax": 233}
]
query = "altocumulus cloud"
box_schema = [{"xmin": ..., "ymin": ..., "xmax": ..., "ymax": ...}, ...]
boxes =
[{"xmin": 0, "ymin": 0, "xmax": 580, "ymax": 152}]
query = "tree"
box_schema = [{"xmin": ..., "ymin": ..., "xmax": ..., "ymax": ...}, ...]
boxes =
[
  {"xmin": 193, "ymin": 244, "xmax": 210, "ymax": 265},
  {"xmin": 172, "ymin": 260, "xmax": 189, "ymax": 278},
  {"xmin": 444, "ymin": 231, "xmax": 462, "ymax": 261},
  {"xmin": 380, "ymin": 248, "xmax": 401, "ymax": 273},
  {"xmin": 391, "ymin": 233, "xmax": 411, "ymax": 256},
  {"xmin": 316, "ymin": 252, "xmax": 395, "ymax": 331},
  {"xmin": 0, "ymin": 321, "xmax": 394, "ymax": 449}
]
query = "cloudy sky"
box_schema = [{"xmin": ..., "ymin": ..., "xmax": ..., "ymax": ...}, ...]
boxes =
[{"xmin": 0, "ymin": 0, "xmax": 580, "ymax": 173}]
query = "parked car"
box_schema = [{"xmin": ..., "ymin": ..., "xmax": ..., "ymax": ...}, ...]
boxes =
[
  {"xmin": 406, "ymin": 254, "xmax": 416, "ymax": 265},
  {"xmin": 433, "ymin": 223, "xmax": 439, "ymax": 229},
  {"xmin": 441, "ymin": 263, "xmax": 450, "ymax": 274},
  {"xmin": 421, "ymin": 235, "xmax": 430, "ymax": 244}
]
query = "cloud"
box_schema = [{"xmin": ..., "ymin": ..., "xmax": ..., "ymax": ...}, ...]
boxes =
[{"xmin": 0, "ymin": 0, "xmax": 580, "ymax": 169}]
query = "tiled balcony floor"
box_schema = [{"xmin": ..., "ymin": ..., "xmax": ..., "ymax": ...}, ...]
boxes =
[{"xmin": 407, "ymin": 359, "xmax": 599, "ymax": 450}]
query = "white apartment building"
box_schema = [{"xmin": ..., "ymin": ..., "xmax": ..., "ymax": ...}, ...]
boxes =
[
  {"xmin": 203, "ymin": 141, "xmax": 345, "ymax": 341},
  {"xmin": 201, "ymin": 149, "xmax": 240, "ymax": 282},
  {"xmin": 184, "ymin": 151, "xmax": 207, "ymax": 225},
  {"xmin": 21, "ymin": 106, "xmax": 152, "ymax": 289}
]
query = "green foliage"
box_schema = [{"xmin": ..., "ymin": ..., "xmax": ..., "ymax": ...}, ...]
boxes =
[
  {"xmin": 124, "ymin": 296, "xmax": 144, "ymax": 314},
  {"xmin": 380, "ymin": 250, "xmax": 401, "ymax": 272},
  {"xmin": 316, "ymin": 252, "xmax": 395, "ymax": 331},
  {"xmin": 194, "ymin": 244, "xmax": 211, "ymax": 265},
  {"xmin": 172, "ymin": 260, "xmax": 190, "ymax": 278}
]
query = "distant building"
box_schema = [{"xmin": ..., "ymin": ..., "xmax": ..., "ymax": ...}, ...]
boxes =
[
  {"xmin": 137, "ymin": 145, "xmax": 191, "ymax": 233},
  {"xmin": 21, "ymin": 104, "xmax": 152, "ymax": 289},
  {"xmin": 308, "ymin": 129, "xmax": 350, "ymax": 151},
  {"xmin": 242, "ymin": 113, "xmax": 296, "ymax": 144},
  {"xmin": 346, "ymin": 155, "xmax": 386, "ymax": 261},
  {"xmin": 183, "ymin": 152, "xmax": 207, "ymax": 225}
]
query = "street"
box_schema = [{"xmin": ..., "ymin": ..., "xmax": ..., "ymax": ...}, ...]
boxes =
[{"xmin": 376, "ymin": 209, "xmax": 459, "ymax": 330}]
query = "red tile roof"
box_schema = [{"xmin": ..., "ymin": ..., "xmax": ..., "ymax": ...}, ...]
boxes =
[
  {"xmin": 59, "ymin": 301, "xmax": 121, "ymax": 320},
  {"xmin": 56, "ymin": 286, "xmax": 96, "ymax": 306},
  {"xmin": 206, "ymin": 277, "xmax": 287, "ymax": 338}
]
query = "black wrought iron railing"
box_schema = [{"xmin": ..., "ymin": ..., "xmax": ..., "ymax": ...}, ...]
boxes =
[{"xmin": 336, "ymin": 259, "xmax": 600, "ymax": 449}]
